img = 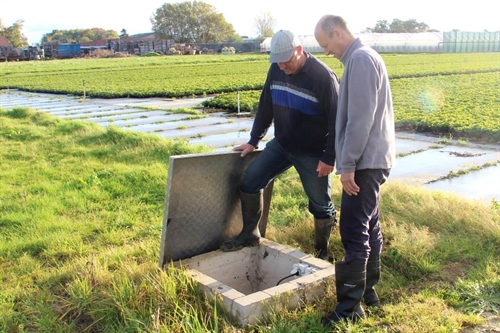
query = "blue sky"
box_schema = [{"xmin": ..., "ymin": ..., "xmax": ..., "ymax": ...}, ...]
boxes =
[{"xmin": 2, "ymin": 0, "xmax": 499, "ymax": 44}]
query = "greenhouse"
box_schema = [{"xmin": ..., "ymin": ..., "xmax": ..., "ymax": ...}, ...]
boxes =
[
  {"xmin": 443, "ymin": 31, "xmax": 500, "ymax": 52},
  {"xmin": 260, "ymin": 32, "xmax": 500, "ymax": 54}
]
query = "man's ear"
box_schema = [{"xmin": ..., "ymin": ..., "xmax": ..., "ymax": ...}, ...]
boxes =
[{"xmin": 334, "ymin": 28, "xmax": 342, "ymax": 40}]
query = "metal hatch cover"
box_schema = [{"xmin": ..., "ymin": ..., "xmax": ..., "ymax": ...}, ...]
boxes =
[{"xmin": 159, "ymin": 151, "xmax": 273, "ymax": 267}]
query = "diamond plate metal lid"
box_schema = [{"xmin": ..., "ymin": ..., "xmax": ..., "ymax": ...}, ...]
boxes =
[{"xmin": 159, "ymin": 151, "xmax": 273, "ymax": 266}]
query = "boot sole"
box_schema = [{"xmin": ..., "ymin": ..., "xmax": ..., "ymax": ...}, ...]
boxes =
[{"xmin": 220, "ymin": 239, "xmax": 260, "ymax": 252}]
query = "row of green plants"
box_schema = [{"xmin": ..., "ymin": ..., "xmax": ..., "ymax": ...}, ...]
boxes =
[
  {"xmin": 204, "ymin": 71, "xmax": 500, "ymax": 141},
  {"xmin": 2, "ymin": 53, "xmax": 499, "ymax": 76},
  {"xmin": 0, "ymin": 108, "xmax": 498, "ymax": 332},
  {"xmin": 1, "ymin": 53, "xmax": 499, "ymax": 98},
  {"xmin": 0, "ymin": 54, "xmax": 269, "ymax": 74},
  {"xmin": 1, "ymin": 61, "xmax": 268, "ymax": 98},
  {"xmin": 392, "ymin": 72, "xmax": 500, "ymax": 139}
]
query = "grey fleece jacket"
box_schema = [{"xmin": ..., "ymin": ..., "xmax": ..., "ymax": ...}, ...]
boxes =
[{"xmin": 336, "ymin": 38, "xmax": 396, "ymax": 174}]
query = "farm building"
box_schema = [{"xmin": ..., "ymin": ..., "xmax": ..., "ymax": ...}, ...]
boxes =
[
  {"xmin": 0, "ymin": 36, "xmax": 14, "ymax": 61},
  {"xmin": 80, "ymin": 33, "xmax": 260, "ymax": 55},
  {"xmin": 260, "ymin": 32, "xmax": 500, "ymax": 54},
  {"xmin": 80, "ymin": 33, "xmax": 176, "ymax": 55},
  {"xmin": 1, "ymin": 36, "xmax": 46, "ymax": 61}
]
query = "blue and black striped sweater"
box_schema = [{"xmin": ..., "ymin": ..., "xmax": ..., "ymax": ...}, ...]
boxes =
[{"xmin": 248, "ymin": 52, "xmax": 339, "ymax": 166}]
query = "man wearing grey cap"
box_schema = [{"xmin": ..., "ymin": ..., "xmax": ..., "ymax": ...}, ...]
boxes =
[{"xmin": 220, "ymin": 30, "xmax": 339, "ymax": 262}]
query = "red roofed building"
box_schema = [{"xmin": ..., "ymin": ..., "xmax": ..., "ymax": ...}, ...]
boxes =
[
  {"xmin": 0, "ymin": 35, "xmax": 12, "ymax": 47},
  {"xmin": 1, "ymin": 36, "xmax": 15, "ymax": 61}
]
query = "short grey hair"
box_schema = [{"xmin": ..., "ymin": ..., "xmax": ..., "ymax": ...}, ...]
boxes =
[{"xmin": 319, "ymin": 15, "xmax": 349, "ymax": 38}]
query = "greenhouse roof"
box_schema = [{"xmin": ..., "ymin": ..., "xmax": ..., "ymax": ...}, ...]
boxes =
[
  {"xmin": 260, "ymin": 32, "xmax": 497, "ymax": 53},
  {"xmin": 299, "ymin": 32, "xmax": 443, "ymax": 47}
]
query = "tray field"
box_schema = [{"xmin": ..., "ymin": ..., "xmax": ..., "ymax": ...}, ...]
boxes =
[
  {"xmin": 392, "ymin": 72, "xmax": 500, "ymax": 138},
  {"xmin": 1, "ymin": 52, "xmax": 499, "ymax": 141}
]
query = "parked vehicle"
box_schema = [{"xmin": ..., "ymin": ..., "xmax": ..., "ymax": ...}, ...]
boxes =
[{"xmin": 42, "ymin": 43, "xmax": 81, "ymax": 59}]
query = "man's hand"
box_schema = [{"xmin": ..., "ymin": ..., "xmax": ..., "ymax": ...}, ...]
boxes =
[
  {"xmin": 316, "ymin": 160, "xmax": 334, "ymax": 177},
  {"xmin": 233, "ymin": 143, "xmax": 256, "ymax": 157},
  {"xmin": 340, "ymin": 172, "xmax": 359, "ymax": 196}
]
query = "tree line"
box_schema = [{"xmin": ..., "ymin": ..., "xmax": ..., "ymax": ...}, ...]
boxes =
[
  {"xmin": 364, "ymin": 19, "xmax": 436, "ymax": 33},
  {"xmin": 1, "ymin": 1, "xmax": 439, "ymax": 48}
]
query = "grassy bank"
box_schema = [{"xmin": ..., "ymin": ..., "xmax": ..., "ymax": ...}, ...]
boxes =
[{"xmin": 0, "ymin": 107, "xmax": 499, "ymax": 332}]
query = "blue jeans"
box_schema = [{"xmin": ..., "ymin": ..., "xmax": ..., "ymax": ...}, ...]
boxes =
[
  {"xmin": 241, "ymin": 138, "xmax": 334, "ymax": 219},
  {"xmin": 339, "ymin": 169, "xmax": 390, "ymax": 265}
]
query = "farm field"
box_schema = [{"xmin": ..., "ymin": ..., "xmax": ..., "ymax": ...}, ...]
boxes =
[
  {"xmin": 0, "ymin": 103, "xmax": 499, "ymax": 333},
  {"xmin": 1, "ymin": 52, "xmax": 499, "ymax": 142},
  {"xmin": 1, "ymin": 52, "xmax": 499, "ymax": 332}
]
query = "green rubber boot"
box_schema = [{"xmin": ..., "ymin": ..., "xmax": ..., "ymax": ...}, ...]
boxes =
[
  {"xmin": 220, "ymin": 191, "xmax": 262, "ymax": 252},
  {"xmin": 322, "ymin": 261, "xmax": 366, "ymax": 327},
  {"xmin": 314, "ymin": 214, "xmax": 336, "ymax": 261},
  {"xmin": 363, "ymin": 254, "xmax": 381, "ymax": 307}
]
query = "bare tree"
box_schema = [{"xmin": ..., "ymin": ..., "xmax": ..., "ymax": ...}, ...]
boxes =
[{"xmin": 254, "ymin": 11, "xmax": 276, "ymax": 39}]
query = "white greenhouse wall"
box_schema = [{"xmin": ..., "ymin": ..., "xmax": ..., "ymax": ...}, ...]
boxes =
[{"xmin": 260, "ymin": 32, "xmax": 499, "ymax": 54}]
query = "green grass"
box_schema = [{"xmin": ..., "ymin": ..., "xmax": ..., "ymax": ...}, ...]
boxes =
[{"xmin": 0, "ymin": 107, "xmax": 499, "ymax": 332}]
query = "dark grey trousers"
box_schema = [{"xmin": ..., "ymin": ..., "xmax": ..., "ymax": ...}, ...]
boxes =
[{"xmin": 339, "ymin": 169, "xmax": 390, "ymax": 265}]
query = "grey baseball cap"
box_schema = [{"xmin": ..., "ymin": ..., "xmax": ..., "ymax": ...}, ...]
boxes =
[{"xmin": 270, "ymin": 30, "xmax": 301, "ymax": 63}]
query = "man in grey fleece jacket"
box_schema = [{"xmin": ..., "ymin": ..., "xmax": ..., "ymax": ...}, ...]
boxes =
[{"xmin": 315, "ymin": 15, "xmax": 396, "ymax": 327}]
